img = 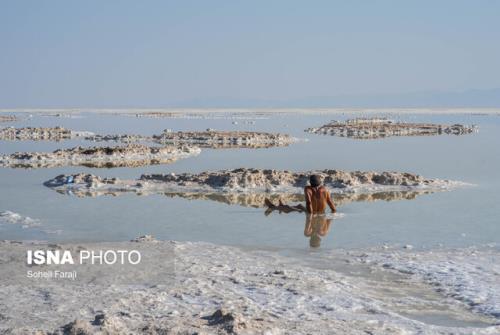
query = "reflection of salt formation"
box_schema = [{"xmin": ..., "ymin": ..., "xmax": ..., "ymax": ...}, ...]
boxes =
[
  {"xmin": 306, "ymin": 118, "xmax": 477, "ymax": 139},
  {"xmin": 167, "ymin": 191, "xmax": 437, "ymax": 208},
  {"xmin": 0, "ymin": 125, "xmax": 295, "ymax": 149},
  {"xmin": 86, "ymin": 129, "xmax": 295, "ymax": 149},
  {"xmin": 44, "ymin": 169, "xmax": 455, "ymax": 207},
  {"xmin": 84, "ymin": 133, "xmax": 150, "ymax": 143},
  {"xmin": 333, "ymin": 190, "xmax": 435, "ymax": 206},
  {"xmin": 50, "ymin": 188, "xmax": 435, "ymax": 208},
  {"xmin": 0, "ymin": 127, "xmax": 72, "ymax": 141},
  {"xmin": 115, "ymin": 110, "xmax": 271, "ymax": 120},
  {"xmin": 0, "ymin": 144, "xmax": 200, "ymax": 169},
  {"xmin": 152, "ymin": 129, "xmax": 295, "ymax": 148},
  {"xmin": 0, "ymin": 115, "xmax": 17, "ymax": 123}
]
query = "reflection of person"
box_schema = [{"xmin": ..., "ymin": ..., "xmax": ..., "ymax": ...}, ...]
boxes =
[
  {"xmin": 304, "ymin": 213, "xmax": 332, "ymax": 248},
  {"xmin": 264, "ymin": 175, "xmax": 337, "ymax": 214}
]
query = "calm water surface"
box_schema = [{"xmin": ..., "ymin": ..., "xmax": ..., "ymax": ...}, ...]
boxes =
[{"xmin": 1, "ymin": 111, "xmax": 499, "ymax": 250}]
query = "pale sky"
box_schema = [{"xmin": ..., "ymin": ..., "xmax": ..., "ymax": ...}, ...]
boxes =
[{"xmin": 1, "ymin": 1, "xmax": 499, "ymax": 107}]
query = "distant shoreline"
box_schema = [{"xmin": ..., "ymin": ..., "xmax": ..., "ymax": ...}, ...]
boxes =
[{"xmin": 1, "ymin": 107, "xmax": 500, "ymax": 115}]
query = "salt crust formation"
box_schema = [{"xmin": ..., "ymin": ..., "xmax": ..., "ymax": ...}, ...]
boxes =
[
  {"xmin": 306, "ymin": 118, "xmax": 477, "ymax": 139},
  {"xmin": 44, "ymin": 168, "xmax": 461, "ymax": 201},
  {"xmin": 0, "ymin": 144, "xmax": 200, "ymax": 168},
  {"xmin": 0, "ymin": 126, "xmax": 295, "ymax": 148}
]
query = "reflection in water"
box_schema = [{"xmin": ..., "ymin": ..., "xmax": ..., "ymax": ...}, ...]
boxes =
[
  {"xmin": 164, "ymin": 190, "xmax": 437, "ymax": 208},
  {"xmin": 53, "ymin": 188, "xmax": 437, "ymax": 208},
  {"xmin": 304, "ymin": 214, "xmax": 332, "ymax": 248},
  {"xmin": 53, "ymin": 188, "xmax": 433, "ymax": 249},
  {"xmin": 5, "ymin": 158, "xmax": 181, "ymax": 169},
  {"xmin": 262, "ymin": 199, "xmax": 334, "ymax": 248}
]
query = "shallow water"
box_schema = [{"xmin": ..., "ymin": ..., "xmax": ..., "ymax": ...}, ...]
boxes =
[{"xmin": 1, "ymin": 110, "xmax": 499, "ymax": 250}]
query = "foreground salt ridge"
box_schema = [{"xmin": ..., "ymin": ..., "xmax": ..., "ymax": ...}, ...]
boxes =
[
  {"xmin": 0, "ymin": 239, "xmax": 498, "ymax": 334},
  {"xmin": 306, "ymin": 118, "xmax": 478, "ymax": 139},
  {"xmin": 44, "ymin": 168, "xmax": 467, "ymax": 199},
  {"xmin": 0, "ymin": 144, "xmax": 200, "ymax": 168}
]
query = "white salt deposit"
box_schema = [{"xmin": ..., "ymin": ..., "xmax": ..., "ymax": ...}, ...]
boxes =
[
  {"xmin": 0, "ymin": 210, "xmax": 41, "ymax": 228},
  {"xmin": 0, "ymin": 240, "xmax": 498, "ymax": 334},
  {"xmin": 355, "ymin": 246, "xmax": 500, "ymax": 319}
]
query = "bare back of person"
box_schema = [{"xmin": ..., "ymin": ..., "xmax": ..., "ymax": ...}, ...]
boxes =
[
  {"xmin": 305, "ymin": 185, "xmax": 330, "ymax": 214},
  {"xmin": 304, "ymin": 185, "xmax": 336, "ymax": 214},
  {"xmin": 264, "ymin": 175, "xmax": 336, "ymax": 215}
]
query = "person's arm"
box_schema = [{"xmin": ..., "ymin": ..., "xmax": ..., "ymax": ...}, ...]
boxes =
[
  {"xmin": 304, "ymin": 188, "xmax": 313, "ymax": 213},
  {"xmin": 326, "ymin": 191, "xmax": 336, "ymax": 213}
]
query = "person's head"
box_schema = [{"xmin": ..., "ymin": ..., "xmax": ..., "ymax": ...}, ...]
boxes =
[{"xmin": 309, "ymin": 174, "xmax": 322, "ymax": 188}]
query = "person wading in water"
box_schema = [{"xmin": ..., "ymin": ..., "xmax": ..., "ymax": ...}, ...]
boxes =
[{"xmin": 264, "ymin": 175, "xmax": 336, "ymax": 214}]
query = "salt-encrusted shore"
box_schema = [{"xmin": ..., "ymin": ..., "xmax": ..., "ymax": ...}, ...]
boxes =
[
  {"xmin": 0, "ymin": 144, "xmax": 200, "ymax": 169},
  {"xmin": 306, "ymin": 118, "xmax": 478, "ymax": 139},
  {"xmin": 44, "ymin": 168, "xmax": 464, "ymax": 200},
  {"xmin": 0, "ymin": 239, "xmax": 498, "ymax": 334}
]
